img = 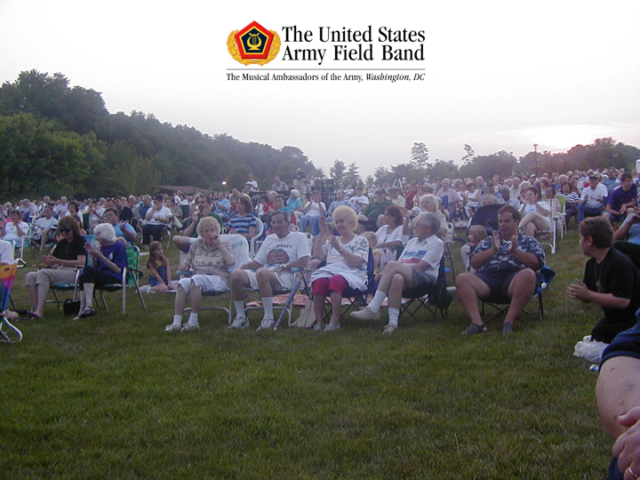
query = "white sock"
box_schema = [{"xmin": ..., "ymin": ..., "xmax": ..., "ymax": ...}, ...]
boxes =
[
  {"xmin": 368, "ymin": 290, "xmax": 387, "ymax": 313},
  {"xmin": 234, "ymin": 301, "xmax": 246, "ymax": 318},
  {"xmin": 388, "ymin": 308, "xmax": 399, "ymax": 326},
  {"xmin": 187, "ymin": 313, "xmax": 199, "ymax": 325},
  {"xmin": 262, "ymin": 297, "xmax": 274, "ymax": 319},
  {"xmin": 172, "ymin": 315, "xmax": 182, "ymax": 326}
]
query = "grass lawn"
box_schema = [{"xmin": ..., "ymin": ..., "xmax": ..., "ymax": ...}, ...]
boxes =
[{"xmin": 1, "ymin": 230, "xmax": 614, "ymax": 479}]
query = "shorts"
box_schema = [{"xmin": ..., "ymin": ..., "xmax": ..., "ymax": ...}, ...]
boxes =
[
  {"xmin": 177, "ymin": 274, "xmax": 229, "ymax": 294},
  {"xmin": 473, "ymin": 269, "xmax": 522, "ymax": 302},
  {"xmin": 412, "ymin": 269, "xmax": 436, "ymax": 287},
  {"xmin": 244, "ymin": 269, "xmax": 295, "ymax": 291}
]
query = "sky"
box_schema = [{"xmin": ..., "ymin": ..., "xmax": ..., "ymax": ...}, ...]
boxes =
[{"xmin": 1, "ymin": 0, "xmax": 639, "ymax": 179}]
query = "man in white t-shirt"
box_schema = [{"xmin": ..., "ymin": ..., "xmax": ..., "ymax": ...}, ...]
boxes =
[
  {"xmin": 32, "ymin": 206, "xmax": 59, "ymax": 251},
  {"xmin": 351, "ymin": 212, "xmax": 444, "ymax": 333},
  {"xmin": 230, "ymin": 210, "xmax": 310, "ymax": 331},
  {"xmin": 350, "ymin": 186, "xmax": 370, "ymax": 214},
  {"xmin": 142, "ymin": 195, "xmax": 172, "ymax": 246},
  {"xmin": 298, "ymin": 190, "xmax": 326, "ymax": 236},
  {"xmin": 578, "ymin": 173, "xmax": 608, "ymax": 223}
]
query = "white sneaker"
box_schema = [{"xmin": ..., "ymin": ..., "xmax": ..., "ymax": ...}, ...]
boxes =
[
  {"xmin": 383, "ymin": 323, "xmax": 397, "ymax": 334},
  {"xmin": 256, "ymin": 318, "xmax": 275, "ymax": 331},
  {"xmin": 181, "ymin": 322, "xmax": 200, "ymax": 332},
  {"xmin": 165, "ymin": 323, "xmax": 182, "ymax": 332},
  {"xmin": 229, "ymin": 316, "xmax": 249, "ymax": 329},
  {"xmin": 140, "ymin": 285, "xmax": 151, "ymax": 294},
  {"xmin": 324, "ymin": 323, "xmax": 341, "ymax": 332},
  {"xmin": 350, "ymin": 306, "xmax": 381, "ymax": 320}
]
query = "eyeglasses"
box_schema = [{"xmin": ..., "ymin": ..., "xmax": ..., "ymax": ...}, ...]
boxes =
[{"xmin": 59, "ymin": 228, "xmax": 71, "ymax": 234}]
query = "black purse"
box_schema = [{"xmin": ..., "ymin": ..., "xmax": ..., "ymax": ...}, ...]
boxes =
[{"xmin": 63, "ymin": 299, "xmax": 81, "ymax": 316}]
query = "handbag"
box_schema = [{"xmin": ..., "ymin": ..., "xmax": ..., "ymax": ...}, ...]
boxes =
[
  {"xmin": 63, "ymin": 299, "xmax": 81, "ymax": 316},
  {"xmin": 294, "ymin": 297, "xmax": 317, "ymax": 328}
]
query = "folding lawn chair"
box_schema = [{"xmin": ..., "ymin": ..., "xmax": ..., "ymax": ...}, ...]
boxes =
[
  {"xmin": 317, "ymin": 249, "xmax": 376, "ymax": 323},
  {"xmin": 399, "ymin": 254, "xmax": 451, "ymax": 323},
  {"xmin": 0, "ymin": 263, "xmax": 23, "ymax": 343},
  {"xmin": 94, "ymin": 245, "xmax": 146, "ymax": 314},
  {"xmin": 480, "ymin": 265, "xmax": 556, "ymax": 327},
  {"xmin": 466, "ymin": 204, "xmax": 502, "ymax": 237},
  {"xmin": 181, "ymin": 234, "xmax": 251, "ymax": 325}
]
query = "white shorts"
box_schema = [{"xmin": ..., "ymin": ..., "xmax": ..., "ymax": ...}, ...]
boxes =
[
  {"xmin": 244, "ymin": 269, "xmax": 295, "ymax": 291},
  {"xmin": 177, "ymin": 275, "xmax": 229, "ymax": 294}
]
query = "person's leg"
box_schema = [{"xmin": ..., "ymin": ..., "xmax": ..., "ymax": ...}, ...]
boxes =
[
  {"xmin": 152, "ymin": 225, "xmax": 164, "ymax": 242},
  {"xmin": 366, "ymin": 261, "xmax": 415, "ymax": 313},
  {"xmin": 231, "ymin": 269, "xmax": 252, "ymax": 317},
  {"xmin": 189, "ymin": 280, "xmax": 202, "ymax": 315},
  {"xmin": 328, "ymin": 275, "xmax": 348, "ymax": 328},
  {"xmin": 256, "ymin": 268, "xmax": 280, "ymax": 321},
  {"xmin": 309, "ymin": 216, "xmax": 321, "ymax": 236},
  {"xmin": 597, "ymin": 356, "xmax": 640, "ymax": 440},
  {"xmin": 456, "ymin": 273, "xmax": 491, "ymax": 328},
  {"xmin": 577, "ymin": 203, "xmax": 586, "ymax": 223},
  {"xmin": 387, "ymin": 273, "xmax": 408, "ymax": 310},
  {"xmin": 167, "ymin": 280, "xmax": 189, "ymax": 330},
  {"xmin": 142, "ymin": 224, "xmax": 152, "ymax": 245},
  {"xmin": 299, "ymin": 215, "xmax": 309, "ymax": 234},
  {"xmin": 504, "ymin": 268, "xmax": 537, "ymax": 325},
  {"xmin": 25, "ymin": 271, "xmax": 38, "ymax": 311},
  {"xmin": 312, "ymin": 278, "xmax": 329, "ymax": 327}
]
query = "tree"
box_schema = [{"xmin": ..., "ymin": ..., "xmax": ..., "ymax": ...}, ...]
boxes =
[
  {"xmin": 1, "ymin": 113, "xmax": 102, "ymax": 198},
  {"xmin": 330, "ymin": 160, "xmax": 347, "ymax": 187},
  {"xmin": 343, "ymin": 162, "xmax": 362, "ymax": 188},
  {"xmin": 460, "ymin": 150, "xmax": 516, "ymax": 180},
  {"xmin": 411, "ymin": 142, "xmax": 429, "ymax": 168},
  {"xmin": 462, "ymin": 144, "xmax": 475, "ymax": 163}
]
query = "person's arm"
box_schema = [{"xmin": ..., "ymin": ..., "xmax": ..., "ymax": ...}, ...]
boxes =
[
  {"xmin": 240, "ymin": 260, "xmax": 263, "ymax": 270},
  {"xmin": 148, "ymin": 264, "xmax": 165, "ymax": 284},
  {"xmin": 277, "ymin": 255, "xmax": 311, "ymax": 272},
  {"xmin": 219, "ymin": 242, "xmax": 235, "ymax": 267},
  {"xmin": 93, "ymin": 246, "xmax": 123, "ymax": 274},
  {"xmin": 145, "ymin": 208, "xmax": 154, "ymax": 221},
  {"xmin": 535, "ymin": 202, "xmax": 549, "ymax": 216},
  {"xmin": 121, "ymin": 223, "xmax": 137, "ymax": 242},
  {"xmin": 328, "ymin": 237, "xmax": 366, "ymax": 268},
  {"xmin": 567, "ymin": 281, "xmax": 631, "ymax": 308},
  {"xmin": 183, "ymin": 216, "xmax": 198, "ymax": 237},
  {"xmin": 508, "ymin": 237, "xmax": 543, "ymax": 271},
  {"xmin": 614, "ymin": 214, "xmax": 640, "ymax": 241},
  {"xmin": 469, "ymin": 236, "xmax": 499, "ymax": 270}
]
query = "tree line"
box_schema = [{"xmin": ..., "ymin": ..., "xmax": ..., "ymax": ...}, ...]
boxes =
[{"xmin": 1, "ymin": 70, "xmax": 318, "ymax": 201}]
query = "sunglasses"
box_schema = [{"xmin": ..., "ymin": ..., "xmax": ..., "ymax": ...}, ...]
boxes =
[{"xmin": 59, "ymin": 228, "xmax": 71, "ymax": 234}]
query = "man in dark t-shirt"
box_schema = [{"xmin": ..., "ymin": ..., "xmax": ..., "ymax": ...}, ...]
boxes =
[
  {"xmin": 567, "ymin": 217, "xmax": 640, "ymax": 343},
  {"xmin": 114, "ymin": 197, "xmax": 134, "ymax": 223}
]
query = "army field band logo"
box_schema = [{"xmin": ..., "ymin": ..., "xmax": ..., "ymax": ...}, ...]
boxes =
[{"xmin": 227, "ymin": 21, "xmax": 281, "ymax": 66}]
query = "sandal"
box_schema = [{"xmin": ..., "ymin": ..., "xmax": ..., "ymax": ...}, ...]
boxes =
[
  {"xmin": 462, "ymin": 323, "xmax": 487, "ymax": 335},
  {"xmin": 502, "ymin": 322, "xmax": 514, "ymax": 334},
  {"xmin": 79, "ymin": 307, "xmax": 97, "ymax": 318}
]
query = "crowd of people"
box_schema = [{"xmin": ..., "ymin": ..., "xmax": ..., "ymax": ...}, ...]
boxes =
[{"xmin": 2, "ymin": 166, "xmax": 640, "ymax": 479}]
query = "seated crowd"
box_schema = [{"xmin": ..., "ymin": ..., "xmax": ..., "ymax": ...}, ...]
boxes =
[{"xmin": 2, "ymin": 166, "xmax": 639, "ymax": 336}]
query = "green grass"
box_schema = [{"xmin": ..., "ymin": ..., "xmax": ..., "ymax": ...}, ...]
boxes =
[{"xmin": 0, "ymin": 231, "xmax": 613, "ymax": 479}]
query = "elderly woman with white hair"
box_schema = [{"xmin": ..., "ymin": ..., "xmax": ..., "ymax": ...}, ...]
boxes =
[
  {"xmin": 165, "ymin": 216, "xmax": 234, "ymax": 332},
  {"xmin": 74, "ymin": 223, "xmax": 128, "ymax": 320},
  {"xmin": 310, "ymin": 206, "xmax": 369, "ymax": 331},
  {"xmin": 286, "ymin": 189, "xmax": 304, "ymax": 222}
]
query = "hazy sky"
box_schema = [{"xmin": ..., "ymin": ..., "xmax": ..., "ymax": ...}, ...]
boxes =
[{"xmin": 2, "ymin": 0, "xmax": 639, "ymax": 178}]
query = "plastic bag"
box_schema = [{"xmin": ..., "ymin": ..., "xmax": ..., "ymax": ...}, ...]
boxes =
[{"xmin": 573, "ymin": 335, "xmax": 609, "ymax": 364}]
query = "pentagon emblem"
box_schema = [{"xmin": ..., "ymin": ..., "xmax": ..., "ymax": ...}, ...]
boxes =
[{"xmin": 227, "ymin": 21, "xmax": 281, "ymax": 66}]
